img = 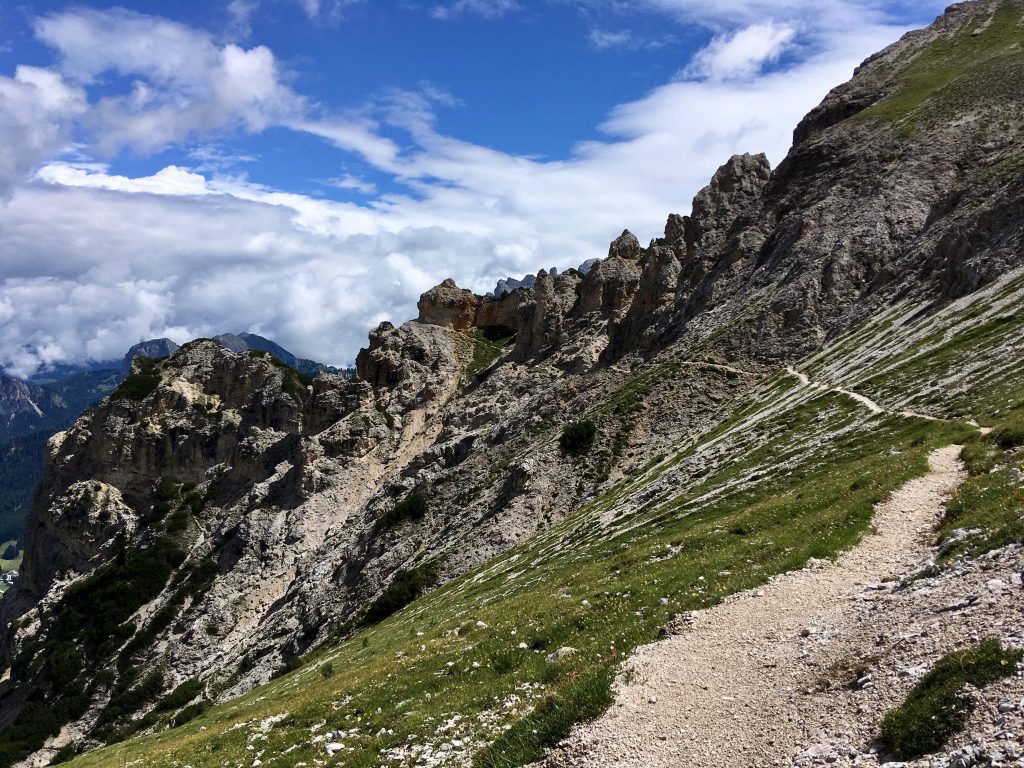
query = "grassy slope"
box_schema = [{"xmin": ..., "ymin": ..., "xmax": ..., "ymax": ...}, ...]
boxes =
[
  {"xmin": 0, "ymin": 541, "xmax": 22, "ymax": 573},
  {"xmin": 854, "ymin": 2, "xmax": 1024, "ymax": 135},
  {"xmin": 804, "ymin": 274, "xmax": 1024, "ymax": 423},
  {"xmin": 64, "ymin": 360, "xmax": 975, "ymax": 767},
  {"xmin": 56, "ymin": 286, "xmax": 1024, "ymax": 768}
]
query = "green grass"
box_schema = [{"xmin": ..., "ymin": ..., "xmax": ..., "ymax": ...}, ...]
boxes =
[
  {"xmin": 802, "ymin": 276, "xmax": 1024, "ymax": 426},
  {"xmin": 879, "ymin": 639, "xmax": 1023, "ymax": 759},
  {"xmin": 941, "ymin": 411, "xmax": 1024, "ymax": 560},
  {"xmin": 465, "ymin": 326, "xmax": 516, "ymax": 381},
  {"xmin": 854, "ymin": 3, "xmax": 1024, "ymax": 134},
  {"xmin": 0, "ymin": 539, "xmax": 22, "ymax": 572},
  {"xmin": 61, "ymin": 379, "xmax": 971, "ymax": 768},
  {"xmin": 112, "ymin": 357, "xmax": 164, "ymax": 401}
]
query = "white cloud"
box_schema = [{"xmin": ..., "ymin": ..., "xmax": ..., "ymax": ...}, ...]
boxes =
[
  {"xmin": 326, "ymin": 174, "xmax": 378, "ymax": 194},
  {"xmin": 226, "ymin": 0, "xmax": 259, "ymax": 38},
  {"xmin": 0, "ymin": 66, "xmax": 85, "ymax": 195},
  {"xmin": 34, "ymin": 8, "xmax": 302, "ymax": 155},
  {"xmin": 683, "ymin": 22, "xmax": 796, "ymax": 81},
  {"xmin": 588, "ymin": 29, "xmax": 634, "ymax": 49},
  {"xmin": 431, "ymin": 0, "xmax": 522, "ymax": 21},
  {"xmin": 297, "ymin": 0, "xmax": 363, "ymax": 21}
]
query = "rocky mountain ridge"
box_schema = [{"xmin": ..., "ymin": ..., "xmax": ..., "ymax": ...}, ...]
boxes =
[
  {"xmin": 1, "ymin": 1, "xmax": 1022, "ymax": 765},
  {"xmin": 0, "ymin": 335, "xmax": 346, "ymax": 550}
]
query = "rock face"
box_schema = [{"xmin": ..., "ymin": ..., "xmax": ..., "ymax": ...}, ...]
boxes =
[{"xmin": 2, "ymin": 1, "xmax": 1024, "ymax": 763}]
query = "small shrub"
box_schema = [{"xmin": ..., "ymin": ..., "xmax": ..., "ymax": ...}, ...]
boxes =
[
  {"xmin": 960, "ymin": 441, "xmax": 998, "ymax": 475},
  {"xmin": 488, "ymin": 648, "xmax": 523, "ymax": 676},
  {"xmin": 273, "ymin": 656, "xmax": 304, "ymax": 679},
  {"xmin": 49, "ymin": 744, "xmax": 78, "ymax": 764},
  {"xmin": 361, "ymin": 561, "xmax": 439, "ymax": 626},
  {"xmin": 172, "ymin": 701, "xmax": 210, "ymax": 727},
  {"xmin": 113, "ymin": 357, "xmax": 163, "ymax": 401},
  {"xmin": 991, "ymin": 421, "xmax": 1024, "ymax": 450},
  {"xmin": 376, "ymin": 402, "xmax": 396, "ymax": 429},
  {"xmin": 320, "ymin": 662, "xmax": 335, "ymax": 679},
  {"xmin": 560, "ymin": 420, "xmax": 597, "ymax": 457},
  {"xmin": 879, "ymin": 639, "xmax": 1022, "ymax": 759},
  {"xmin": 248, "ymin": 351, "xmax": 313, "ymax": 402},
  {"xmin": 382, "ymin": 492, "xmax": 428, "ymax": 528},
  {"xmin": 154, "ymin": 678, "xmax": 203, "ymax": 713}
]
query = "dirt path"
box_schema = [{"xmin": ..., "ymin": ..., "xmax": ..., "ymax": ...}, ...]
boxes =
[{"xmin": 538, "ymin": 444, "xmax": 967, "ymax": 768}]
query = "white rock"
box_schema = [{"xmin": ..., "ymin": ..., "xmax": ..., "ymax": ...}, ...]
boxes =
[{"xmin": 546, "ymin": 647, "xmax": 577, "ymax": 663}]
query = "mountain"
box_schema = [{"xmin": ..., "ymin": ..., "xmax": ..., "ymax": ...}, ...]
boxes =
[
  {"xmin": 119, "ymin": 339, "xmax": 180, "ymax": 377},
  {"xmin": 1, "ymin": 2, "xmax": 1023, "ymax": 766},
  {"xmin": 0, "ymin": 336, "xmax": 341, "ymax": 549},
  {"xmin": 0, "ymin": 371, "xmax": 122, "ymax": 444},
  {"xmin": 212, "ymin": 333, "xmax": 343, "ymax": 378}
]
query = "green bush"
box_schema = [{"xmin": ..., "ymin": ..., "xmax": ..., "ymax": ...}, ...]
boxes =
[
  {"xmin": 991, "ymin": 420, "xmax": 1024, "ymax": 449},
  {"xmin": 361, "ymin": 562, "xmax": 439, "ymax": 626},
  {"xmin": 172, "ymin": 701, "xmax": 210, "ymax": 727},
  {"xmin": 560, "ymin": 420, "xmax": 597, "ymax": 457},
  {"xmin": 879, "ymin": 639, "xmax": 1022, "ymax": 758},
  {"xmin": 248, "ymin": 351, "xmax": 313, "ymax": 402},
  {"xmin": 113, "ymin": 357, "xmax": 163, "ymax": 401},
  {"xmin": 375, "ymin": 402, "xmax": 396, "ymax": 429},
  {"xmin": 154, "ymin": 678, "xmax": 204, "ymax": 713},
  {"xmin": 273, "ymin": 656, "xmax": 304, "ymax": 679},
  {"xmin": 382, "ymin": 492, "xmax": 428, "ymax": 528},
  {"xmin": 960, "ymin": 441, "xmax": 998, "ymax": 475},
  {"xmin": 95, "ymin": 668, "xmax": 165, "ymax": 730},
  {"xmin": 0, "ymin": 533, "xmax": 189, "ymax": 759}
]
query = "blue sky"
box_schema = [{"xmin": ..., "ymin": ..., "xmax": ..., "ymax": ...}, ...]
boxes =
[{"xmin": 0, "ymin": 0, "xmax": 949, "ymax": 373}]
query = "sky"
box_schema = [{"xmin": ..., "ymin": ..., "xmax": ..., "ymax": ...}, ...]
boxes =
[{"xmin": 0, "ymin": 0, "xmax": 950, "ymax": 375}]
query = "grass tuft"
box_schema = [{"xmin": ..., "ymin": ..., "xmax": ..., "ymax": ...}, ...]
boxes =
[
  {"xmin": 879, "ymin": 639, "xmax": 1022, "ymax": 759},
  {"xmin": 473, "ymin": 666, "xmax": 615, "ymax": 768}
]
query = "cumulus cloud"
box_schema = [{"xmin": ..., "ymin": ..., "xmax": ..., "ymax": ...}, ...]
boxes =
[
  {"xmin": 0, "ymin": 66, "xmax": 85, "ymax": 195},
  {"xmin": 683, "ymin": 22, "xmax": 796, "ymax": 81},
  {"xmin": 431, "ymin": 0, "xmax": 522, "ymax": 21},
  {"xmin": 34, "ymin": 8, "xmax": 301, "ymax": 155}
]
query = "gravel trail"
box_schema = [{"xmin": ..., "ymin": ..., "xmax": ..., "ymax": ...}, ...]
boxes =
[{"xmin": 537, "ymin": 444, "xmax": 967, "ymax": 768}]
